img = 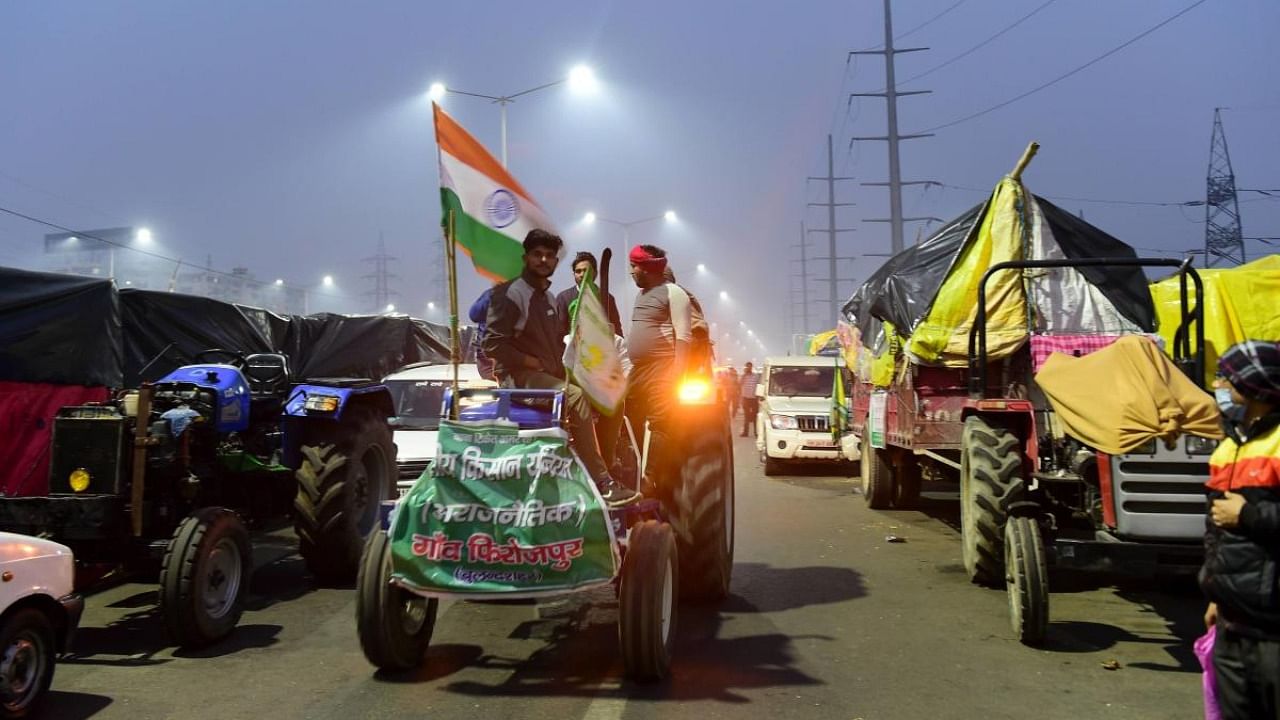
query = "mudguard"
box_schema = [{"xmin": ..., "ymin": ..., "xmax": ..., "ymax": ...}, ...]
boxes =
[{"xmin": 283, "ymin": 383, "xmax": 393, "ymax": 422}]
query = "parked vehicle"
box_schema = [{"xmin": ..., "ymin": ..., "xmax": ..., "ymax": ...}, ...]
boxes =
[
  {"xmin": 755, "ymin": 356, "xmax": 859, "ymax": 476},
  {"xmin": 382, "ymin": 362, "xmax": 497, "ymax": 496},
  {"xmin": 0, "ymin": 532, "xmax": 81, "ymax": 719},
  {"xmin": 0, "ymin": 349, "xmax": 395, "ymax": 648}
]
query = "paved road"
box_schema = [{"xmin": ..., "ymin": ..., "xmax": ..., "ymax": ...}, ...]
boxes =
[{"xmin": 51, "ymin": 435, "xmax": 1205, "ymax": 719}]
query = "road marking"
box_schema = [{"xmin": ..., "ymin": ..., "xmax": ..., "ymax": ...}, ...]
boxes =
[{"xmin": 582, "ymin": 684, "xmax": 627, "ymax": 720}]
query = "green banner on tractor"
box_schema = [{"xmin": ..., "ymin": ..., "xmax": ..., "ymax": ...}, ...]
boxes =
[{"xmin": 388, "ymin": 419, "xmax": 618, "ymax": 598}]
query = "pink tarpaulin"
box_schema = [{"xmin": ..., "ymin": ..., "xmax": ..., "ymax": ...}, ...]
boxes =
[{"xmin": 0, "ymin": 382, "xmax": 109, "ymax": 497}]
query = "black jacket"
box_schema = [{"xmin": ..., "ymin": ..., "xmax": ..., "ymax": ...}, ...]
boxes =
[
  {"xmin": 1199, "ymin": 410, "xmax": 1280, "ymax": 639},
  {"xmin": 483, "ymin": 273, "xmax": 566, "ymax": 382}
]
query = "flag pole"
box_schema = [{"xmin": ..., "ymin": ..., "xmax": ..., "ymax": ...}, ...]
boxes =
[{"xmin": 446, "ymin": 209, "xmax": 461, "ymax": 420}]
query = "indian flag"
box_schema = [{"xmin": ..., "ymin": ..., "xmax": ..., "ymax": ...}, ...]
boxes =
[{"xmin": 433, "ymin": 103, "xmax": 558, "ymax": 282}]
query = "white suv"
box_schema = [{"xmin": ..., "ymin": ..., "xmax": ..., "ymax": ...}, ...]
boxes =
[
  {"xmin": 382, "ymin": 362, "xmax": 497, "ymax": 496},
  {"xmin": 755, "ymin": 356, "xmax": 859, "ymax": 476}
]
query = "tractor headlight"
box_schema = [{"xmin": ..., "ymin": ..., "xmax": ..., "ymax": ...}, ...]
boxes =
[
  {"xmin": 770, "ymin": 414, "xmax": 798, "ymax": 430},
  {"xmin": 303, "ymin": 394, "xmax": 340, "ymax": 414},
  {"xmin": 68, "ymin": 468, "xmax": 91, "ymax": 493},
  {"xmin": 1186, "ymin": 435, "xmax": 1218, "ymax": 456},
  {"xmin": 677, "ymin": 378, "xmax": 713, "ymax": 404}
]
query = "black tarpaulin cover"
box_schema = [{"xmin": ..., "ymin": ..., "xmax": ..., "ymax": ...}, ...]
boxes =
[
  {"xmin": 122, "ymin": 289, "xmax": 276, "ymax": 385},
  {"xmin": 841, "ymin": 194, "xmax": 1155, "ymax": 343},
  {"xmin": 0, "ymin": 267, "xmax": 121, "ymax": 386}
]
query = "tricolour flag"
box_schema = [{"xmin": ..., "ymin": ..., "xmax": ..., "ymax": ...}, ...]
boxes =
[
  {"xmin": 563, "ymin": 271, "xmax": 626, "ymax": 416},
  {"xmin": 433, "ymin": 103, "xmax": 558, "ymax": 282}
]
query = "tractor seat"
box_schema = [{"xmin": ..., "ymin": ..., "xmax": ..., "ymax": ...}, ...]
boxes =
[{"xmin": 244, "ymin": 353, "xmax": 291, "ymax": 397}]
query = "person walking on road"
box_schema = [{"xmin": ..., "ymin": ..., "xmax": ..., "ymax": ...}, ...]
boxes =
[
  {"xmin": 484, "ymin": 229, "xmax": 637, "ymax": 506},
  {"xmin": 740, "ymin": 361, "xmax": 760, "ymax": 437},
  {"xmin": 1201, "ymin": 339, "xmax": 1280, "ymax": 720},
  {"xmin": 723, "ymin": 367, "xmax": 741, "ymax": 420},
  {"xmin": 625, "ymin": 244, "xmax": 693, "ymax": 494}
]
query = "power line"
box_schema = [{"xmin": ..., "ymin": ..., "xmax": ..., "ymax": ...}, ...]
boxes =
[
  {"xmin": 895, "ymin": 0, "xmax": 970, "ymax": 41},
  {"xmin": 898, "ymin": 0, "xmax": 1061, "ymax": 87},
  {"xmin": 0, "ymin": 204, "xmax": 364, "ymax": 302},
  {"xmin": 915, "ymin": 0, "xmax": 1210, "ymax": 134}
]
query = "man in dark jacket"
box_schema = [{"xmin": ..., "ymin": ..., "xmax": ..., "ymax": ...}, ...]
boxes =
[
  {"xmin": 1201, "ymin": 339, "xmax": 1280, "ymax": 719},
  {"xmin": 484, "ymin": 230, "xmax": 637, "ymax": 506},
  {"xmin": 556, "ymin": 251, "xmax": 624, "ymax": 339}
]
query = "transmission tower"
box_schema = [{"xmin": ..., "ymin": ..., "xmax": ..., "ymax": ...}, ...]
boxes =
[
  {"xmin": 1204, "ymin": 108, "xmax": 1245, "ymax": 267},
  {"xmin": 362, "ymin": 233, "xmax": 400, "ymax": 312},
  {"xmin": 806, "ymin": 134, "xmax": 859, "ymax": 326},
  {"xmin": 850, "ymin": 0, "xmax": 938, "ymax": 255}
]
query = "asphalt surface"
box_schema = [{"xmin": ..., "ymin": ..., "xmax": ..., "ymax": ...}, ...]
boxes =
[{"xmin": 50, "ymin": 435, "xmax": 1206, "ymax": 719}]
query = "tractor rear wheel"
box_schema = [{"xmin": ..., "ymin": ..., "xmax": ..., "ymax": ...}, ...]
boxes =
[
  {"xmin": 960, "ymin": 416, "xmax": 1023, "ymax": 586},
  {"xmin": 669, "ymin": 421, "xmax": 734, "ymax": 602},
  {"xmin": 294, "ymin": 406, "xmax": 395, "ymax": 586}
]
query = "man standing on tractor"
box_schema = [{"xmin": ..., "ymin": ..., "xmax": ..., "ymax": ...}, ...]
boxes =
[
  {"xmin": 740, "ymin": 361, "xmax": 760, "ymax": 437},
  {"xmin": 1201, "ymin": 339, "xmax": 1280, "ymax": 719},
  {"xmin": 484, "ymin": 230, "xmax": 638, "ymax": 506},
  {"xmin": 556, "ymin": 251, "xmax": 624, "ymax": 338},
  {"xmin": 626, "ymin": 244, "xmax": 693, "ymax": 493}
]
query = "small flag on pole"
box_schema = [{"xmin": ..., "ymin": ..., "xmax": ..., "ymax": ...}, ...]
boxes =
[
  {"xmin": 433, "ymin": 103, "xmax": 558, "ymax": 282},
  {"xmin": 564, "ymin": 271, "xmax": 626, "ymax": 415}
]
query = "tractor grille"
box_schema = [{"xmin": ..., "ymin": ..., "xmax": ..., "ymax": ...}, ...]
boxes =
[
  {"xmin": 1111, "ymin": 437, "xmax": 1209, "ymax": 542},
  {"xmin": 397, "ymin": 460, "xmax": 432, "ymax": 483},
  {"xmin": 797, "ymin": 415, "xmax": 829, "ymax": 433}
]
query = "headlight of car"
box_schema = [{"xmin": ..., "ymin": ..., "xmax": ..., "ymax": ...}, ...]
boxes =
[
  {"xmin": 770, "ymin": 414, "xmax": 798, "ymax": 430},
  {"xmin": 1186, "ymin": 435, "xmax": 1218, "ymax": 456},
  {"xmin": 303, "ymin": 394, "xmax": 341, "ymax": 413}
]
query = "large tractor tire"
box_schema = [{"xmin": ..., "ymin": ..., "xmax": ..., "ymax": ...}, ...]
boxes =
[
  {"xmin": 159, "ymin": 507, "xmax": 252, "ymax": 649},
  {"xmin": 860, "ymin": 433, "xmax": 894, "ymax": 509},
  {"xmin": 294, "ymin": 406, "xmax": 395, "ymax": 586},
  {"xmin": 668, "ymin": 421, "xmax": 734, "ymax": 602},
  {"xmin": 960, "ymin": 416, "xmax": 1023, "ymax": 586},
  {"xmin": 620, "ymin": 520, "xmax": 678, "ymax": 683},
  {"xmin": 0, "ymin": 608, "xmax": 56, "ymax": 718},
  {"xmin": 1004, "ymin": 516, "xmax": 1049, "ymax": 646},
  {"xmin": 356, "ymin": 530, "xmax": 437, "ymax": 671}
]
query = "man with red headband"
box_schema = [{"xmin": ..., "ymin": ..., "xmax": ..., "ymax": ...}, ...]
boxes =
[{"xmin": 625, "ymin": 244, "xmax": 694, "ymax": 493}]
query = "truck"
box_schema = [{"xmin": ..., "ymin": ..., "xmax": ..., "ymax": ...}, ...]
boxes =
[{"xmin": 0, "ymin": 349, "xmax": 396, "ymax": 648}]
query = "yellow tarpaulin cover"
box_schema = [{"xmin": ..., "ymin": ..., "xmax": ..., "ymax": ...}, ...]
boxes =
[
  {"xmin": 807, "ymin": 330, "xmax": 839, "ymax": 357},
  {"xmin": 1151, "ymin": 254, "xmax": 1280, "ymax": 386},
  {"xmin": 1034, "ymin": 335, "xmax": 1223, "ymax": 455},
  {"xmin": 907, "ymin": 177, "xmax": 1029, "ymax": 366}
]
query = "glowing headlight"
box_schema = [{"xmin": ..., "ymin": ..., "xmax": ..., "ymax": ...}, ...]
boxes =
[
  {"xmin": 303, "ymin": 394, "xmax": 340, "ymax": 413},
  {"xmin": 69, "ymin": 468, "xmax": 91, "ymax": 493},
  {"xmin": 770, "ymin": 414, "xmax": 798, "ymax": 430},
  {"xmin": 677, "ymin": 379, "xmax": 713, "ymax": 404}
]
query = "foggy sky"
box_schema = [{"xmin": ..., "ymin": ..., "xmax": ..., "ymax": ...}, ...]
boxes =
[{"xmin": 1, "ymin": 0, "xmax": 1277, "ymax": 359}]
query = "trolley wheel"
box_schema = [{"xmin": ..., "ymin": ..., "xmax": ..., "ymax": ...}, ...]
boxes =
[
  {"xmin": 860, "ymin": 433, "xmax": 894, "ymax": 509},
  {"xmin": 619, "ymin": 520, "xmax": 677, "ymax": 682}
]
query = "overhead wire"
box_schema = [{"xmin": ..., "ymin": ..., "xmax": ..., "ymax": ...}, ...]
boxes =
[
  {"xmin": 914, "ymin": 0, "xmax": 1211, "ymax": 134},
  {"xmin": 897, "ymin": 0, "xmax": 1061, "ymax": 88}
]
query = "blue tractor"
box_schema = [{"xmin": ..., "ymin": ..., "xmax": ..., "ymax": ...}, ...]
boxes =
[{"xmin": 0, "ymin": 349, "xmax": 396, "ymax": 648}]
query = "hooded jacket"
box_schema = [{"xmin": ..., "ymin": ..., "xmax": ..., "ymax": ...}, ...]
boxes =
[{"xmin": 1199, "ymin": 410, "xmax": 1280, "ymax": 638}]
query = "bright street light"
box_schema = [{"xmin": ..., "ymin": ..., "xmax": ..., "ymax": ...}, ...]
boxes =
[
  {"xmin": 582, "ymin": 211, "xmax": 597, "ymax": 224},
  {"xmin": 747, "ymin": 329, "xmax": 754, "ymax": 336},
  {"xmin": 696, "ymin": 263, "xmax": 707, "ymax": 273},
  {"xmin": 386, "ymin": 303, "xmax": 396, "ymax": 312},
  {"xmin": 663, "ymin": 210, "xmax": 678, "ymax": 223},
  {"xmin": 431, "ymin": 64, "xmax": 599, "ymax": 168},
  {"xmin": 427, "ymin": 301, "xmax": 437, "ymax": 310},
  {"xmin": 720, "ymin": 291, "xmax": 730, "ymax": 301},
  {"xmin": 274, "ymin": 278, "xmax": 284, "ymax": 286},
  {"xmin": 135, "ymin": 227, "xmax": 153, "ymax": 244},
  {"xmin": 322, "ymin": 275, "xmax": 334, "ymax": 287}
]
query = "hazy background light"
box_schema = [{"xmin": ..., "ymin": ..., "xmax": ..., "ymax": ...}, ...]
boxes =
[
  {"xmin": 135, "ymin": 227, "xmax": 153, "ymax": 244},
  {"xmin": 322, "ymin": 275, "xmax": 334, "ymax": 287},
  {"xmin": 274, "ymin": 278, "xmax": 284, "ymax": 286},
  {"xmin": 386, "ymin": 303, "xmax": 396, "ymax": 312},
  {"xmin": 720, "ymin": 291, "xmax": 729, "ymax": 300},
  {"xmin": 663, "ymin": 210, "xmax": 677, "ymax": 222},
  {"xmin": 696, "ymin": 263, "xmax": 707, "ymax": 273},
  {"xmin": 428, "ymin": 82, "xmax": 446, "ymax": 101},
  {"xmin": 582, "ymin": 211, "xmax": 596, "ymax": 224},
  {"xmin": 567, "ymin": 64, "xmax": 597, "ymax": 93}
]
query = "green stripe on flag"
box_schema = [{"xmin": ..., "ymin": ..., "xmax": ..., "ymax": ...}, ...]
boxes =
[{"xmin": 441, "ymin": 188, "xmax": 525, "ymax": 281}]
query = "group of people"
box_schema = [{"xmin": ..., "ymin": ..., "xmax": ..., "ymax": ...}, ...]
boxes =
[
  {"xmin": 468, "ymin": 229, "xmax": 698, "ymax": 508},
  {"xmin": 716, "ymin": 362, "xmax": 761, "ymax": 438}
]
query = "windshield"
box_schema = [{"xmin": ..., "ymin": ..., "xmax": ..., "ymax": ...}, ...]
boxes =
[
  {"xmin": 385, "ymin": 379, "xmax": 449, "ymax": 429},
  {"xmin": 768, "ymin": 366, "xmax": 835, "ymax": 398}
]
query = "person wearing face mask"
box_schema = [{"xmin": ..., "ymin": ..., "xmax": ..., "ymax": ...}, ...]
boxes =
[{"xmin": 1200, "ymin": 340, "xmax": 1280, "ymax": 719}]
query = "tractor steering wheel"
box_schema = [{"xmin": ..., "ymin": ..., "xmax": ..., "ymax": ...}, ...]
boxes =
[{"xmin": 192, "ymin": 349, "xmax": 249, "ymax": 369}]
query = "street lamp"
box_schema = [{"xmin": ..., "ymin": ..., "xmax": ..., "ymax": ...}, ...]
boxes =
[
  {"xmin": 135, "ymin": 227, "xmax": 153, "ymax": 244},
  {"xmin": 322, "ymin": 275, "xmax": 334, "ymax": 287},
  {"xmin": 430, "ymin": 63, "xmax": 599, "ymax": 168},
  {"xmin": 696, "ymin": 263, "xmax": 707, "ymax": 273},
  {"xmin": 579, "ymin": 210, "xmax": 679, "ymax": 314}
]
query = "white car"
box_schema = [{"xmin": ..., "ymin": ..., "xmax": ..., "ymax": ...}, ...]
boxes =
[
  {"xmin": 755, "ymin": 355, "xmax": 860, "ymax": 476},
  {"xmin": 0, "ymin": 532, "xmax": 82, "ymax": 719},
  {"xmin": 383, "ymin": 362, "xmax": 498, "ymax": 495}
]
